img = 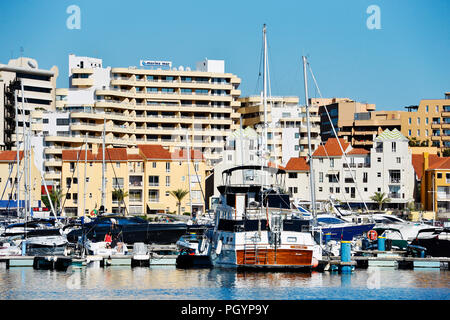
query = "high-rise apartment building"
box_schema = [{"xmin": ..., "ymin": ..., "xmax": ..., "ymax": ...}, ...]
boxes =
[
  {"xmin": 237, "ymin": 96, "xmax": 321, "ymax": 165},
  {"xmin": 0, "ymin": 57, "xmax": 58, "ymax": 150}
]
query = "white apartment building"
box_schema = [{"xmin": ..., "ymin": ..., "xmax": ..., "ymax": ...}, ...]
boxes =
[{"xmin": 286, "ymin": 129, "xmax": 415, "ymax": 210}]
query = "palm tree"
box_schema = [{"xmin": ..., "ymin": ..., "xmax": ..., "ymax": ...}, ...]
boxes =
[
  {"xmin": 112, "ymin": 188, "xmax": 129, "ymax": 215},
  {"xmin": 370, "ymin": 192, "xmax": 391, "ymax": 211},
  {"xmin": 42, "ymin": 187, "xmax": 64, "ymax": 215},
  {"xmin": 169, "ymin": 189, "xmax": 189, "ymax": 215}
]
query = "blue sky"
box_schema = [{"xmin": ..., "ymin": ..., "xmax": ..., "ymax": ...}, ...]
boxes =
[{"xmin": 0, "ymin": 0, "xmax": 448, "ymax": 110}]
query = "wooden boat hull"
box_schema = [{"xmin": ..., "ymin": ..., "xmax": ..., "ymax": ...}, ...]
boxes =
[{"xmin": 236, "ymin": 248, "xmax": 313, "ymax": 268}]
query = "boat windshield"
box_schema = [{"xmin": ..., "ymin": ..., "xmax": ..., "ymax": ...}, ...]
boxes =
[
  {"xmin": 317, "ymin": 217, "xmax": 346, "ymax": 225},
  {"xmin": 95, "ymin": 216, "xmax": 147, "ymax": 225}
]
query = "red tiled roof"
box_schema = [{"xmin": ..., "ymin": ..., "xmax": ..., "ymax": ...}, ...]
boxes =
[
  {"xmin": 347, "ymin": 148, "xmax": 370, "ymax": 155},
  {"xmin": 97, "ymin": 148, "xmax": 128, "ymax": 161},
  {"xmin": 62, "ymin": 150, "xmax": 95, "ymax": 161},
  {"xmin": 312, "ymin": 138, "xmax": 350, "ymax": 157},
  {"xmin": 127, "ymin": 154, "xmax": 144, "ymax": 160},
  {"xmin": 0, "ymin": 151, "xmax": 24, "ymax": 162},
  {"xmin": 427, "ymin": 157, "xmax": 450, "ymax": 170},
  {"xmin": 62, "ymin": 148, "xmax": 128, "ymax": 162},
  {"xmin": 284, "ymin": 157, "xmax": 310, "ymax": 171},
  {"xmin": 138, "ymin": 144, "xmax": 172, "ymax": 160},
  {"xmin": 412, "ymin": 153, "xmax": 441, "ymax": 179}
]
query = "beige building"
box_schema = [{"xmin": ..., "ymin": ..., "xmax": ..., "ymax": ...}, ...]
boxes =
[
  {"xmin": 60, "ymin": 144, "xmax": 206, "ymax": 217},
  {"xmin": 0, "ymin": 150, "xmax": 42, "ymax": 211},
  {"xmin": 237, "ymin": 96, "xmax": 321, "ymax": 164},
  {"xmin": 401, "ymin": 92, "xmax": 450, "ymax": 154}
]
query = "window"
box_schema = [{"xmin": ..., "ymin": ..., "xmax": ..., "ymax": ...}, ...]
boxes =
[
  {"xmin": 436, "ymin": 105, "xmax": 439, "ymax": 112},
  {"xmin": 295, "ymin": 132, "xmax": 300, "ymax": 139},
  {"xmin": 318, "ymin": 187, "xmax": 323, "ymax": 192},
  {"xmin": 363, "ymin": 172, "xmax": 368, "ymax": 183},
  {"xmin": 396, "ymin": 157, "xmax": 401, "ymax": 164},
  {"xmin": 319, "ymin": 172, "xmax": 323, "ymax": 183},
  {"xmin": 152, "ymin": 162, "xmax": 157, "ymax": 168},
  {"xmin": 408, "ymin": 130, "xmax": 412, "ymax": 136},
  {"xmin": 389, "ymin": 170, "xmax": 401, "ymax": 183},
  {"xmin": 56, "ymin": 118, "xmax": 69, "ymax": 126},
  {"xmin": 288, "ymin": 173, "xmax": 298, "ymax": 179},
  {"xmin": 437, "ymin": 173, "xmax": 442, "ymax": 179},
  {"xmin": 426, "ymin": 118, "xmax": 429, "ymax": 124},
  {"xmin": 166, "ymin": 176, "xmax": 170, "ymax": 187},
  {"xmin": 330, "ymin": 159, "xmax": 334, "ymax": 168},
  {"xmin": 377, "ymin": 157, "xmax": 381, "ymax": 163},
  {"xmin": 148, "ymin": 176, "xmax": 159, "ymax": 186},
  {"xmin": 417, "ymin": 129, "xmax": 420, "ymax": 136},
  {"xmin": 116, "ymin": 162, "xmax": 120, "ymax": 168},
  {"xmin": 113, "ymin": 177, "xmax": 124, "ymax": 188},
  {"xmin": 377, "ymin": 172, "xmax": 381, "ymax": 178},
  {"xmin": 408, "ymin": 118, "xmax": 411, "ymax": 124},
  {"xmin": 426, "ymin": 105, "xmax": 429, "ymax": 112},
  {"xmin": 166, "ymin": 162, "xmax": 170, "ymax": 173},
  {"xmin": 391, "ymin": 142, "xmax": 396, "ymax": 152},
  {"xmin": 335, "ymin": 187, "xmax": 340, "ymax": 193},
  {"xmin": 329, "ymin": 187, "xmax": 333, "ymax": 193},
  {"xmin": 417, "ymin": 117, "xmax": 420, "ymax": 125},
  {"xmin": 148, "ymin": 190, "xmax": 159, "ymax": 202}
]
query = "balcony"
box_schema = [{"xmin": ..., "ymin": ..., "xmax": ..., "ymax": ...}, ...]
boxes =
[{"xmin": 388, "ymin": 193, "xmax": 402, "ymax": 199}]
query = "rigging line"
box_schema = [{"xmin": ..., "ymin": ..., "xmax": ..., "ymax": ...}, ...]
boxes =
[
  {"xmin": 0, "ymin": 153, "xmax": 22, "ymax": 202},
  {"xmin": 60, "ymin": 142, "xmax": 85, "ymax": 213},
  {"xmin": 4, "ymin": 159, "xmax": 25, "ymax": 211},
  {"xmin": 190, "ymin": 152, "xmax": 207, "ymax": 216},
  {"xmin": 106, "ymin": 148, "xmax": 129, "ymax": 216},
  {"xmin": 253, "ymin": 35, "xmax": 264, "ymax": 95},
  {"xmin": 307, "ymin": 62, "xmax": 369, "ymax": 213}
]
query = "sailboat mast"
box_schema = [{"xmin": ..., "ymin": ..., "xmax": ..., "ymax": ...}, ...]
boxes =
[
  {"xmin": 185, "ymin": 131, "xmax": 193, "ymax": 216},
  {"xmin": 302, "ymin": 56, "xmax": 317, "ymax": 219},
  {"xmin": 20, "ymin": 80, "xmax": 28, "ymax": 222},
  {"xmin": 83, "ymin": 133, "xmax": 88, "ymax": 217},
  {"xmin": 14, "ymin": 90, "xmax": 20, "ymax": 218},
  {"xmin": 101, "ymin": 118, "xmax": 106, "ymax": 211}
]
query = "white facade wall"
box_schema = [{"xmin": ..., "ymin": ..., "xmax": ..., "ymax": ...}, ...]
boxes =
[{"xmin": 288, "ymin": 136, "xmax": 414, "ymax": 209}]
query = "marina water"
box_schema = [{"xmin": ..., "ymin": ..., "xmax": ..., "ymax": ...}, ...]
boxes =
[{"xmin": 1, "ymin": 266, "xmax": 449, "ymax": 300}]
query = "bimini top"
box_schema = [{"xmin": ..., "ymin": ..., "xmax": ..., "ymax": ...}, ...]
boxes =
[{"xmin": 221, "ymin": 165, "xmax": 286, "ymax": 177}]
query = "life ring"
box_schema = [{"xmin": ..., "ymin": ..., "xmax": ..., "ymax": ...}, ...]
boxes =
[{"xmin": 367, "ymin": 230, "xmax": 378, "ymax": 241}]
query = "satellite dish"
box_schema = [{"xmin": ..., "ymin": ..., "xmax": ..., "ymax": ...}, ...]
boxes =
[
  {"xmin": 178, "ymin": 66, "xmax": 184, "ymax": 71},
  {"xmin": 27, "ymin": 60, "xmax": 37, "ymax": 69}
]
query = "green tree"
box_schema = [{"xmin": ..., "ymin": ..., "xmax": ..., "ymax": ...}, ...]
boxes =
[
  {"xmin": 370, "ymin": 192, "xmax": 391, "ymax": 211},
  {"xmin": 169, "ymin": 189, "xmax": 189, "ymax": 215},
  {"xmin": 112, "ymin": 188, "xmax": 129, "ymax": 215},
  {"xmin": 41, "ymin": 187, "xmax": 64, "ymax": 215}
]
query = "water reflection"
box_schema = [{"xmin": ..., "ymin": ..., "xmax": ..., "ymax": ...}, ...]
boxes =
[{"xmin": 0, "ymin": 266, "xmax": 449, "ymax": 300}]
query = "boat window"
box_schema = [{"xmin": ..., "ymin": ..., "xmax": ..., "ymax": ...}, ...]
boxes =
[{"xmin": 286, "ymin": 237, "xmax": 297, "ymax": 243}]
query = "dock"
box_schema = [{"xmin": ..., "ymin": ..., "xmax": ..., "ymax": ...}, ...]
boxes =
[
  {"xmin": 320, "ymin": 250, "xmax": 450, "ymax": 272},
  {"xmin": 0, "ymin": 244, "xmax": 179, "ymax": 270}
]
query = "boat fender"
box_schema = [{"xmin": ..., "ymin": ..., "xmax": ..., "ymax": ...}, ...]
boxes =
[
  {"xmin": 312, "ymin": 257, "xmax": 319, "ymax": 268},
  {"xmin": 215, "ymin": 240, "xmax": 222, "ymax": 255}
]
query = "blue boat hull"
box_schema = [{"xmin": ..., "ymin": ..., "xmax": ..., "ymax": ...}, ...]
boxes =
[{"xmin": 321, "ymin": 224, "xmax": 375, "ymax": 241}]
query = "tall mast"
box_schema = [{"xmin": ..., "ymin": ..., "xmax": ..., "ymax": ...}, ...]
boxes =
[
  {"xmin": 14, "ymin": 89, "xmax": 20, "ymax": 218},
  {"xmin": 302, "ymin": 56, "xmax": 317, "ymax": 219},
  {"xmin": 20, "ymin": 80, "xmax": 28, "ymax": 221},
  {"xmin": 101, "ymin": 118, "xmax": 106, "ymax": 211},
  {"xmin": 83, "ymin": 133, "xmax": 88, "ymax": 217},
  {"xmin": 185, "ymin": 131, "xmax": 193, "ymax": 217},
  {"xmin": 262, "ymin": 23, "xmax": 268, "ymax": 187}
]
